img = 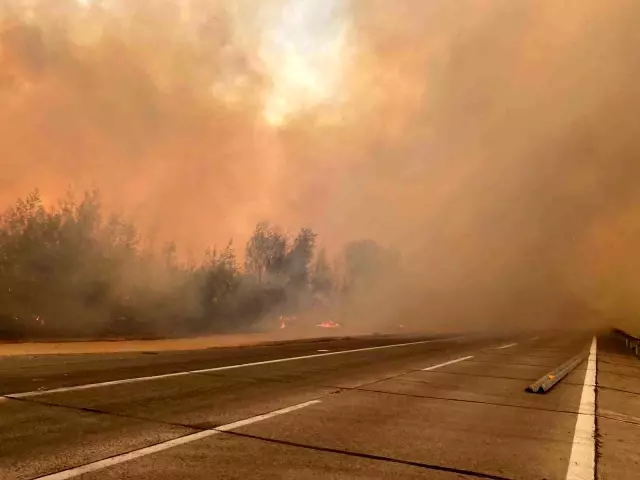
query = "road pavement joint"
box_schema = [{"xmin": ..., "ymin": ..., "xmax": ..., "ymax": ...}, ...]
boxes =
[
  {"xmin": 4, "ymin": 373, "xmax": 355, "ymax": 435},
  {"xmin": 467, "ymin": 358, "xmax": 584, "ymax": 369},
  {"xmin": 481, "ymin": 352, "xmax": 584, "ymax": 359},
  {"xmin": 594, "ymin": 359, "xmax": 640, "ymax": 370},
  {"xmin": 197, "ymin": 365, "xmax": 432, "ymax": 393},
  {"xmin": 346, "ymin": 387, "xmax": 590, "ymax": 416},
  {"xmin": 597, "ymin": 385, "xmax": 640, "ymax": 397},
  {"xmin": 598, "ymin": 353, "xmax": 639, "ymax": 362},
  {"xmin": 190, "ymin": 345, "xmax": 564, "ymax": 399},
  {"xmin": 597, "ymin": 370, "xmax": 640, "ymax": 380},
  {"xmin": 3, "ymin": 394, "xmax": 205, "ymax": 433},
  {"xmin": 598, "ymin": 414, "xmax": 640, "ymax": 428},
  {"xmin": 220, "ymin": 430, "xmax": 516, "ymax": 480},
  {"xmin": 598, "ymin": 409, "xmax": 640, "ymax": 427},
  {"xmin": 402, "ymin": 369, "xmax": 584, "ymax": 385}
]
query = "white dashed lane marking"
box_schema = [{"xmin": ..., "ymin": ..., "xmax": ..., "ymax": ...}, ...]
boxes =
[
  {"xmin": 6, "ymin": 337, "xmax": 464, "ymax": 398},
  {"xmin": 422, "ymin": 356, "xmax": 474, "ymax": 371},
  {"xmin": 34, "ymin": 400, "xmax": 322, "ymax": 480}
]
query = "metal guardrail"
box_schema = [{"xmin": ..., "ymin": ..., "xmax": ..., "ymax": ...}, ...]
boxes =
[
  {"xmin": 525, "ymin": 351, "xmax": 588, "ymax": 394},
  {"xmin": 612, "ymin": 328, "xmax": 640, "ymax": 357},
  {"xmin": 527, "ymin": 329, "xmax": 638, "ymax": 394}
]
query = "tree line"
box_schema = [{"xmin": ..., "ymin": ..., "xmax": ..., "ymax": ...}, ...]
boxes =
[{"xmin": 0, "ymin": 190, "xmax": 400, "ymax": 340}]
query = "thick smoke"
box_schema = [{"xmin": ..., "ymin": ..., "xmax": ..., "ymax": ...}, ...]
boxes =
[
  {"xmin": 0, "ymin": 0, "xmax": 278, "ymax": 249},
  {"xmin": 2, "ymin": 0, "xmax": 640, "ymax": 334}
]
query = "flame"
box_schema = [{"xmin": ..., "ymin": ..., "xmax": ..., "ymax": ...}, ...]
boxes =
[
  {"xmin": 316, "ymin": 320, "xmax": 341, "ymax": 329},
  {"xmin": 279, "ymin": 315, "xmax": 340, "ymax": 329},
  {"xmin": 279, "ymin": 315, "xmax": 297, "ymax": 329}
]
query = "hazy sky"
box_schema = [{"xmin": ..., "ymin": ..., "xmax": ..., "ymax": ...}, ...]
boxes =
[
  {"xmin": 259, "ymin": 0, "xmax": 347, "ymax": 125},
  {"xmin": 2, "ymin": 0, "xmax": 640, "ymax": 329}
]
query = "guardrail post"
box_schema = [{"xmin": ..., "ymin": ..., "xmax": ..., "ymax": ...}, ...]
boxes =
[{"xmin": 613, "ymin": 328, "xmax": 640, "ymax": 357}]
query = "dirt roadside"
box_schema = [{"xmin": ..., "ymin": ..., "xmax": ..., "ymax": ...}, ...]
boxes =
[{"xmin": 0, "ymin": 331, "xmax": 354, "ymax": 356}]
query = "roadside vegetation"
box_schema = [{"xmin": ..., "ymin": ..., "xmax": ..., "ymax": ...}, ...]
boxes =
[{"xmin": 0, "ymin": 190, "xmax": 399, "ymax": 340}]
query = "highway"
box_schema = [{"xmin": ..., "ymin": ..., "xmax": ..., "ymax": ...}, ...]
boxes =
[{"xmin": 1, "ymin": 332, "xmax": 638, "ymax": 480}]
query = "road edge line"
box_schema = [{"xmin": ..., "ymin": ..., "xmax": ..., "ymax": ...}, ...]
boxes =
[{"xmin": 565, "ymin": 336, "xmax": 596, "ymax": 480}]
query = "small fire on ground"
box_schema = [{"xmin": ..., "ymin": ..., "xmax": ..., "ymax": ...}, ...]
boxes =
[
  {"xmin": 278, "ymin": 316, "xmax": 341, "ymax": 329},
  {"xmin": 279, "ymin": 315, "xmax": 297, "ymax": 329},
  {"xmin": 316, "ymin": 320, "xmax": 341, "ymax": 329}
]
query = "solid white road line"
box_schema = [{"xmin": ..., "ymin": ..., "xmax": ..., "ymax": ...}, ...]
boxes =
[
  {"xmin": 8, "ymin": 337, "xmax": 464, "ymax": 398},
  {"xmin": 422, "ymin": 355, "xmax": 474, "ymax": 371},
  {"xmin": 565, "ymin": 336, "xmax": 597, "ymax": 480},
  {"xmin": 34, "ymin": 400, "xmax": 321, "ymax": 480},
  {"xmin": 496, "ymin": 342, "xmax": 518, "ymax": 350}
]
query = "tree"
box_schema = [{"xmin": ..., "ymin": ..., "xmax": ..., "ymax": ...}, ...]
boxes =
[
  {"xmin": 199, "ymin": 241, "xmax": 240, "ymax": 329},
  {"xmin": 343, "ymin": 239, "xmax": 401, "ymax": 290},
  {"xmin": 0, "ymin": 189, "xmax": 349, "ymax": 338},
  {"xmin": 285, "ymin": 228, "xmax": 317, "ymax": 288},
  {"xmin": 311, "ymin": 248, "xmax": 333, "ymax": 294},
  {"xmin": 244, "ymin": 222, "xmax": 288, "ymax": 283},
  {"xmin": 162, "ymin": 241, "xmax": 177, "ymax": 270},
  {"xmin": 0, "ymin": 190, "xmax": 114, "ymax": 337}
]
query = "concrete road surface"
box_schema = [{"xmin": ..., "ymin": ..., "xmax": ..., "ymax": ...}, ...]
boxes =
[{"xmin": 1, "ymin": 332, "xmax": 638, "ymax": 479}]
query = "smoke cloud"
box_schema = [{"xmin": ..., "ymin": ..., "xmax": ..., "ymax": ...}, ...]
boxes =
[{"xmin": 2, "ymin": 0, "xmax": 640, "ymax": 333}]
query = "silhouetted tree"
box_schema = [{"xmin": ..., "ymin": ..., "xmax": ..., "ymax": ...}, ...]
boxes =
[
  {"xmin": 311, "ymin": 248, "xmax": 333, "ymax": 294},
  {"xmin": 198, "ymin": 241, "xmax": 240, "ymax": 331},
  {"xmin": 343, "ymin": 239, "xmax": 401, "ymax": 290},
  {"xmin": 0, "ymin": 190, "xmax": 351, "ymax": 339},
  {"xmin": 244, "ymin": 222, "xmax": 288, "ymax": 283},
  {"xmin": 285, "ymin": 228, "xmax": 317, "ymax": 288}
]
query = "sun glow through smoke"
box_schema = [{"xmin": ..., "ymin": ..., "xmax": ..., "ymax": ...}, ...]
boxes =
[{"xmin": 260, "ymin": 0, "xmax": 347, "ymax": 125}]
